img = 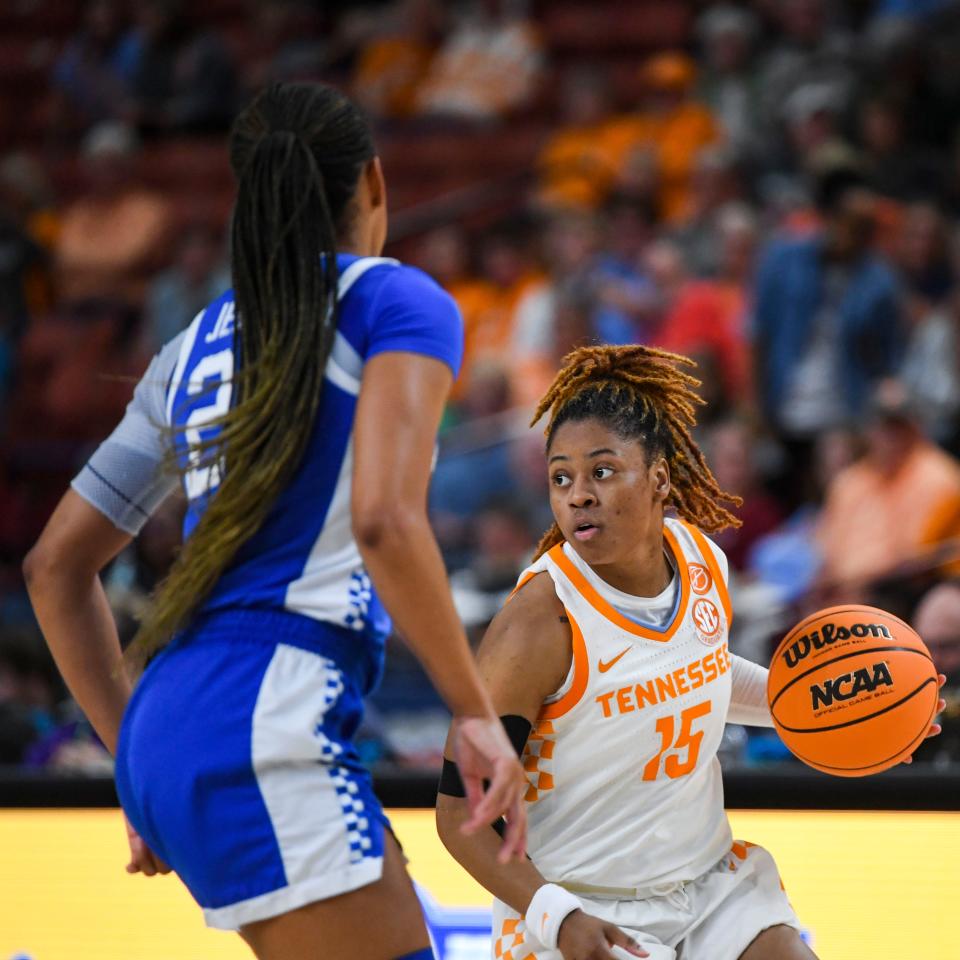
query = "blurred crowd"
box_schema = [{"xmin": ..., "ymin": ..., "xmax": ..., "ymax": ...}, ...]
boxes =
[{"xmin": 2, "ymin": 0, "xmax": 960, "ymax": 771}]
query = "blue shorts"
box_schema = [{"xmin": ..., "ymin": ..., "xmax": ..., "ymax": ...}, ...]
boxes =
[{"xmin": 115, "ymin": 608, "xmax": 388, "ymax": 930}]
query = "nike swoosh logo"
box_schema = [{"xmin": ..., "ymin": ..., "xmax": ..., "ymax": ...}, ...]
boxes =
[{"xmin": 598, "ymin": 647, "xmax": 630, "ymax": 673}]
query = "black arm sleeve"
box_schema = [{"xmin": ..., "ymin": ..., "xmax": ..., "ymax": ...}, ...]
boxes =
[{"xmin": 437, "ymin": 714, "xmax": 533, "ymax": 798}]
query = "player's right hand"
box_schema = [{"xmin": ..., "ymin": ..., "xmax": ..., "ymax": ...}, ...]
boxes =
[
  {"xmin": 124, "ymin": 814, "xmax": 171, "ymax": 877},
  {"xmin": 557, "ymin": 909, "xmax": 649, "ymax": 960},
  {"xmin": 452, "ymin": 715, "xmax": 528, "ymax": 863}
]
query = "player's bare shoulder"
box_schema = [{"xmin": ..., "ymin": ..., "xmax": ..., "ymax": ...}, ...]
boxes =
[{"xmin": 475, "ymin": 571, "xmax": 573, "ymax": 721}]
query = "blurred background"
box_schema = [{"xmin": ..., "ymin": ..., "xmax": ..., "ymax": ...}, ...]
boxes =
[{"xmin": 1, "ymin": 0, "xmax": 960, "ymax": 790}]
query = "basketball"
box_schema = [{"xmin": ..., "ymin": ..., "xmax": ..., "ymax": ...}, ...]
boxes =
[{"xmin": 767, "ymin": 605, "xmax": 939, "ymax": 777}]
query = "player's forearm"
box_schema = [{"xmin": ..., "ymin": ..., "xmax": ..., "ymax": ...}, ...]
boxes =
[
  {"xmin": 355, "ymin": 506, "xmax": 493, "ymax": 719},
  {"xmin": 727, "ymin": 654, "xmax": 773, "ymax": 727},
  {"xmin": 436, "ymin": 794, "xmax": 545, "ymax": 914},
  {"xmin": 23, "ymin": 560, "xmax": 130, "ymax": 754}
]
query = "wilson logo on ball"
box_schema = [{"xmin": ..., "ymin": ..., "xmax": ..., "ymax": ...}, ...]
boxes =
[
  {"xmin": 809, "ymin": 661, "xmax": 894, "ymax": 710},
  {"xmin": 782, "ymin": 622, "xmax": 893, "ymax": 669}
]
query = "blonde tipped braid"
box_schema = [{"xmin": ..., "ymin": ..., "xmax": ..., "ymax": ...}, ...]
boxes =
[{"xmin": 531, "ymin": 344, "xmax": 742, "ymax": 560}]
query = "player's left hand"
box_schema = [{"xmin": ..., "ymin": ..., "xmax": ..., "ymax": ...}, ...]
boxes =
[
  {"xmin": 124, "ymin": 814, "xmax": 171, "ymax": 876},
  {"xmin": 454, "ymin": 715, "xmax": 528, "ymax": 863},
  {"xmin": 901, "ymin": 674, "xmax": 946, "ymax": 764}
]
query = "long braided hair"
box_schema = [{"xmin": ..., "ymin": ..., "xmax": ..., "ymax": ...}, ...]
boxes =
[
  {"xmin": 130, "ymin": 83, "xmax": 375, "ymax": 662},
  {"xmin": 531, "ymin": 344, "xmax": 742, "ymax": 560}
]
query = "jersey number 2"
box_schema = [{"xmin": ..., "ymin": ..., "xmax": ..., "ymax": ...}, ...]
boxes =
[
  {"xmin": 642, "ymin": 701, "xmax": 712, "ymax": 780},
  {"xmin": 184, "ymin": 348, "xmax": 234, "ymax": 500}
]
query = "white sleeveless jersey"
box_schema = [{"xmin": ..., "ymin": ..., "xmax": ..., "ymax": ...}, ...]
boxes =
[{"xmin": 516, "ymin": 517, "xmax": 734, "ymax": 889}]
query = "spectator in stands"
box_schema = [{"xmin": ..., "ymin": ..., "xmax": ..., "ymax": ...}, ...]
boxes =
[
  {"xmin": 430, "ymin": 359, "xmax": 517, "ymax": 559},
  {"xmin": 54, "ymin": 122, "xmax": 171, "ymax": 306},
  {"xmin": 911, "ymin": 580, "xmax": 960, "ymax": 762},
  {"xmin": 143, "ymin": 224, "xmax": 229, "ymax": 350},
  {"xmin": 900, "ymin": 210, "xmax": 960, "ymax": 445},
  {"xmin": 858, "ymin": 94, "xmax": 944, "ymax": 202},
  {"xmin": 0, "ymin": 627, "xmax": 62, "ymax": 765},
  {"xmin": 512, "ymin": 211, "xmax": 605, "ymax": 402},
  {"xmin": 464, "ymin": 499, "xmax": 536, "ymax": 595},
  {"xmin": 413, "ymin": 0, "xmax": 543, "ymax": 121},
  {"xmin": 640, "ymin": 237, "xmax": 687, "ymax": 341},
  {"xmin": 534, "ymin": 66, "xmax": 618, "ymax": 211},
  {"xmin": 706, "ymin": 418, "xmax": 784, "ymax": 574},
  {"xmin": 453, "ymin": 222, "xmax": 540, "ymax": 402},
  {"xmin": 12, "ymin": 297, "xmax": 146, "ymax": 443},
  {"xmin": 0, "ymin": 155, "xmax": 58, "ymax": 317},
  {"xmin": 414, "ymin": 223, "xmax": 474, "ymax": 294},
  {"xmin": 128, "ymin": 0, "xmax": 238, "ymax": 136},
  {"xmin": 351, "ymin": 0, "xmax": 443, "ymax": 119},
  {"xmin": 103, "ymin": 493, "xmax": 184, "ymax": 644},
  {"xmin": 816, "ymin": 379, "xmax": 960, "ymax": 594},
  {"xmin": 695, "ymin": 4, "xmax": 763, "ymax": 164},
  {"xmin": 670, "ymin": 144, "xmax": 745, "ymax": 278},
  {"xmin": 49, "ymin": 0, "xmax": 139, "ymax": 141},
  {"xmin": 657, "ymin": 204, "xmax": 757, "ymax": 408},
  {"xmin": 748, "ymin": 425, "xmax": 862, "ymax": 603},
  {"xmin": 756, "ymin": 0, "xmax": 856, "ymax": 144},
  {"xmin": 896, "ymin": 202, "xmax": 954, "ymax": 308},
  {"xmin": 941, "ymin": 132, "xmax": 960, "ymax": 218},
  {"xmin": 752, "ymin": 166, "xmax": 903, "ymax": 503},
  {"xmin": 240, "ymin": 0, "xmax": 327, "ymax": 92},
  {"xmin": 781, "ymin": 82, "xmax": 855, "ymax": 177},
  {"xmin": 610, "ymin": 142, "xmax": 661, "ymax": 219},
  {"xmin": 0, "ymin": 155, "xmax": 57, "ymax": 404},
  {"xmin": 592, "ymin": 194, "xmax": 658, "ymax": 346},
  {"xmin": 604, "ymin": 52, "xmax": 720, "ymax": 223}
]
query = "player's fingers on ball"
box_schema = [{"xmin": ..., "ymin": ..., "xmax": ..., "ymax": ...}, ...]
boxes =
[
  {"xmin": 924, "ymin": 722, "xmax": 942, "ymax": 739},
  {"xmin": 938, "ymin": 673, "xmax": 946, "ymax": 689}
]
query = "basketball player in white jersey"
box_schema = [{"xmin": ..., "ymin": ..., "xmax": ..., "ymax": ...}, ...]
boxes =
[{"xmin": 437, "ymin": 345, "xmax": 818, "ymax": 960}]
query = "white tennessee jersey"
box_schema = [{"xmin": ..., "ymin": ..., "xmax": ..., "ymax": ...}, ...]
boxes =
[{"xmin": 516, "ymin": 517, "xmax": 734, "ymax": 890}]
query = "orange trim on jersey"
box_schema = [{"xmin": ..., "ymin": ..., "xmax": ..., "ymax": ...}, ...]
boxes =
[
  {"xmin": 506, "ymin": 569, "xmax": 538, "ymax": 603},
  {"xmin": 539, "ymin": 606, "xmax": 589, "ymax": 719},
  {"xmin": 678, "ymin": 521, "xmax": 732, "ymax": 627},
  {"xmin": 546, "ymin": 528, "xmax": 690, "ymax": 642}
]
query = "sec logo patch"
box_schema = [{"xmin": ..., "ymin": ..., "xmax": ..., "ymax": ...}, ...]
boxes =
[
  {"xmin": 688, "ymin": 563, "xmax": 712, "ymax": 595},
  {"xmin": 692, "ymin": 598, "xmax": 722, "ymax": 645}
]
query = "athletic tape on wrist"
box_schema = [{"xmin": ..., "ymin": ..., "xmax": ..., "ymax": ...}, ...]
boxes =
[{"xmin": 525, "ymin": 883, "xmax": 582, "ymax": 950}]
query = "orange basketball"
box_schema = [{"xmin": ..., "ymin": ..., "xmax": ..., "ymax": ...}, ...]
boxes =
[{"xmin": 767, "ymin": 605, "xmax": 939, "ymax": 777}]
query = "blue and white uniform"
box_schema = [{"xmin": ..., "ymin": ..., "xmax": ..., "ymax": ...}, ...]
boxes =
[{"xmin": 73, "ymin": 255, "xmax": 463, "ymax": 929}]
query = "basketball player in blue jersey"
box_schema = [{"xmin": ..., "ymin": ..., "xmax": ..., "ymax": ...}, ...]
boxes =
[{"xmin": 24, "ymin": 83, "xmax": 526, "ymax": 960}]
